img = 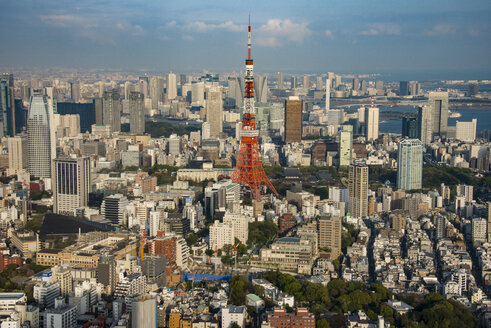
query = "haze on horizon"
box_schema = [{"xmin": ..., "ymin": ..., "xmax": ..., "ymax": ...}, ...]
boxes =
[{"xmin": 0, "ymin": 0, "xmax": 490, "ymax": 80}]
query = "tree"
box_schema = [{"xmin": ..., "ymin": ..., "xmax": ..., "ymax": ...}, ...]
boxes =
[
  {"xmin": 237, "ymin": 243, "xmax": 248, "ymax": 255},
  {"xmin": 222, "ymin": 244, "xmax": 233, "ymax": 257},
  {"xmin": 205, "ymin": 249, "xmax": 214, "ymax": 257},
  {"xmin": 316, "ymin": 319, "xmax": 330, "ymax": 328}
]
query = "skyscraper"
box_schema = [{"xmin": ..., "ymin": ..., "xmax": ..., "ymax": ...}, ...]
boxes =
[
  {"xmin": 339, "ymin": 125, "xmax": 353, "ymax": 166},
  {"xmin": 348, "ymin": 164, "xmax": 368, "ymax": 218},
  {"xmin": 399, "ymin": 81, "xmax": 409, "ymax": 96},
  {"xmin": 418, "ymin": 105, "xmax": 432, "ymax": 145},
  {"xmin": 101, "ymin": 194, "xmax": 129, "ymax": 225},
  {"xmin": 205, "ymin": 86, "xmax": 223, "ymax": 139},
  {"xmin": 284, "ymin": 96, "xmax": 302, "ymax": 143},
  {"xmin": 397, "ymin": 138, "xmax": 423, "ymax": 191},
  {"xmin": 94, "ymin": 98, "xmax": 103, "ymax": 126},
  {"xmin": 428, "ymin": 91, "xmax": 448, "ymax": 138},
  {"xmin": 53, "ymin": 156, "xmax": 91, "ymax": 214},
  {"xmin": 254, "ymin": 76, "xmax": 268, "ymax": 103},
  {"xmin": 129, "ymin": 92, "xmax": 145, "ymax": 134},
  {"xmin": 167, "ymin": 73, "xmax": 177, "ymax": 100},
  {"xmin": 365, "ymin": 105, "xmax": 379, "ymax": 141},
  {"xmin": 191, "ymin": 82, "xmax": 205, "ymax": 107},
  {"xmin": 290, "ymin": 76, "xmax": 297, "ymax": 89},
  {"xmin": 325, "ymin": 79, "xmax": 330, "ymax": 110},
  {"xmin": 303, "ymin": 75, "xmax": 309, "ymax": 89},
  {"xmin": 277, "ymin": 72, "xmax": 284, "ymax": 89},
  {"xmin": 7, "ymin": 135, "xmax": 28, "ymax": 176},
  {"xmin": 0, "ymin": 73, "xmax": 15, "ymax": 137},
  {"xmin": 103, "ymin": 89, "xmax": 121, "ymax": 133},
  {"xmin": 27, "ymin": 95, "xmax": 52, "ymax": 178},
  {"xmin": 149, "ymin": 76, "xmax": 164, "ymax": 109},
  {"xmin": 402, "ymin": 116, "xmax": 419, "ymax": 139}
]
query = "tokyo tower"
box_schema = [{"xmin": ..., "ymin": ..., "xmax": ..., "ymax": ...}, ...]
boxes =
[{"xmin": 231, "ymin": 16, "xmax": 278, "ymax": 200}]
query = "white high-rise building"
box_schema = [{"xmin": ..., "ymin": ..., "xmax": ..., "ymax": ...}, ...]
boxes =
[
  {"xmin": 167, "ymin": 73, "xmax": 177, "ymax": 100},
  {"xmin": 397, "ymin": 139, "xmax": 423, "ymax": 190},
  {"xmin": 27, "ymin": 95, "xmax": 52, "ymax": 178},
  {"xmin": 456, "ymin": 119, "xmax": 477, "ymax": 142},
  {"xmin": 191, "ymin": 82, "xmax": 205, "ymax": 107},
  {"xmin": 209, "ymin": 220, "xmax": 234, "ymax": 251},
  {"xmin": 325, "ymin": 79, "xmax": 330, "ymax": 110},
  {"xmin": 254, "ymin": 76, "xmax": 268, "ymax": 103},
  {"xmin": 328, "ymin": 109, "xmax": 344, "ymax": 126},
  {"xmin": 339, "ymin": 125, "xmax": 352, "ymax": 166},
  {"xmin": 222, "ymin": 306, "xmax": 246, "ymax": 328},
  {"xmin": 53, "ymin": 156, "xmax": 91, "ymax": 214},
  {"xmin": 365, "ymin": 106, "xmax": 379, "ymax": 141},
  {"xmin": 205, "ymin": 85, "xmax": 223, "ymax": 139},
  {"xmin": 201, "ymin": 122, "xmax": 211, "ymax": 140},
  {"xmin": 223, "ymin": 212, "xmax": 249, "ymax": 244}
]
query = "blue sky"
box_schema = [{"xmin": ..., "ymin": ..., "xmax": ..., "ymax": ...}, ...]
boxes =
[{"xmin": 0, "ymin": 0, "xmax": 490, "ymax": 78}]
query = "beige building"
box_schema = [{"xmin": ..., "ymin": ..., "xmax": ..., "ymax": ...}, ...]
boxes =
[
  {"xmin": 205, "ymin": 85, "xmax": 223, "ymax": 139},
  {"xmin": 260, "ymin": 237, "xmax": 313, "ymax": 274},
  {"xmin": 7, "ymin": 135, "xmax": 28, "ymax": 176},
  {"xmin": 348, "ymin": 164, "xmax": 369, "ymax": 218},
  {"xmin": 209, "ymin": 220, "xmax": 234, "ymax": 251},
  {"xmin": 318, "ymin": 216, "xmax": 342, "ymax": 259}
]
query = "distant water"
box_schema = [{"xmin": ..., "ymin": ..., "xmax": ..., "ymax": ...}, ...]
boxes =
[{"xmin": 378, "ymin": 107, "xmax": 491, "ymax": 134}]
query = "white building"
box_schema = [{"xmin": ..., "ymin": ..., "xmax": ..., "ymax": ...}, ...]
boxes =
[
  {"xmin": 365, "ymin": 106, "xmax": 379, "ymax": 141},
  {"xmin": 222, "ymin": 212, "xmax": 249, "ymax": 244},
  {"xmin": 209, "ymin": 220, "xmax": 234, "ymax": 251},
  {"xmin": 397, "ymin": 139, "xmax": 423, "ymax": 190},
  {"xmin": 221, "ymin": 305, "xmax": 246, "ymax": 328},
  {"xmin": 472, "ymin": 218, "xmax": 487, "ymax": 244},
  {"xmin": 455, "ymin": 119, "xmax": 477, "ymax": 142}
]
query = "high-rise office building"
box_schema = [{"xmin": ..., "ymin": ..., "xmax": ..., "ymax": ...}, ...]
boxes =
[
  {"xmin": 0, "ymin": 73, "xmax": 15, "ymax": 137},
  {"xmin": 254, "ymin": 76, "xmax": 268, "ymax": 103},
  {"xmin": 316, "ymin": 76, "xmax": 323, "ymax": 90},
  {"xmin": 284, "ymin": 96, "xmax": 302, "ymax": 143},
  {"xmin": 129, "ymin": 92, "xmax": 145, "ymax": 134},
  {"xmin": 339, "ymin": 125, "xmax": 353, "ymax": 166},
  {"xmin": 348, "ymin": 164, "xmax": 368, "ymax": 218},
  {"xmin": 149, "ymin": 76, "xmax": 164, "ymax": 109},
  {"xmin": 325, "ymin": 79, "xmax": 330, "ymax": 110},
  {"xmin": 277, "ymin": 72, "xmax": 284, "ymax": 89},
  {"xmin": 205, "ymin": 86, "xmax": 223, "ymax": 139},
  {"xmin": 303, "ymin": 75, "xmax": 309, "ymax": 89},
  {"xmin": 468, "ymin": 83, "xmax": 478, "ymax": 97},
  {"xmin": 396, "ymin": 139, "xmax": 423, "ymax": 191},
  {"xmin": 318, "ymin": 216, "xmax": 342, "ymax": 258},
  {"xmin": 399, "ymin": 81, "xmax": 409, "ymax": 96},
  {"xmin": 132, "ymin": 297, "xmax": 157, "ymax": 328},
  {"xmin": 167, "ymin": 73, "xmax": 177, "ymax": 100},
  {"xmin": 418, "ymin": 105, "xmax": 432, "ymax": 145},
  {"xmin": 191, "ymin": 82, "xmax": 205, "ymax": 107},
  {"xmin": 428, "ymin": 91, "xmax": 448, "ymax": 138},
  {"xmin": 53, "ymin": 156, "xmax": 90, "ymax": 214},
  {"xmin": 290, "ymin": 76, "xmax": 297, "ymax": 89},
  {"xmin": 365, "ymin": 106, "xmax": 379, "ymax": 141},
  {"xmin": 102, "ymin": 89, "xmax": 121, "ymax": 133},
  {"xmin": 94, "ymin": 98, "xmax": 103, "ymax": 126},
  {"xmin": 27, "ymin": 95, "xmax": 52, "ymax": 178},
  {"xmin": 402, "ymin": 116, "xmax": 419, "ymax": 139},
  {"xmin": 7, "ymin": 135, "xmax": 28, "ymax": 176},
  {"xmin": 352, "ymin": 78, "xmax": 359, "ymax": 91},
  {"xmin": 328, "ymin": 109, "xmax": 344, "ymax": 126}
]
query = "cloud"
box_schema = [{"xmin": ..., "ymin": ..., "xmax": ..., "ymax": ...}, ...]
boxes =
[
  {"xmin": 424, "ymin": 24, "xmax": 456, "ymax": 36},
  {"xmin": 186, "ymin": 20, "xmax": 244, "ymax": 33},
  {"xmin": 360, "ymin": 23, "xmax": 401, "ymax": 36},
  {"xmin": 256, "ymin": 19, "xmax": 312, "ymax": 47},
  {"xmin": 40, "ymin": 14, "xmax": 96, "ymax": 28},
  {"xmin": 166, "ymin": 20, "xmax": 177, "ymax": 28},
  {"xmin": 325, "ymin": 29, "xmax": 334, "ymax": 40},
  {"xmin": 115, "ymin": 22, "xmax": 145, "ymax": 36},
  {"xmin": 182, "ymin": 35, "xmax": 194, "ymax": 40}
]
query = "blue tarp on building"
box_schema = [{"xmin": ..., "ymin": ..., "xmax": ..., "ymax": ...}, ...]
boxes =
[{"xmin": 182, "ymin": 272, "xmax": 233, "ymax": 282}]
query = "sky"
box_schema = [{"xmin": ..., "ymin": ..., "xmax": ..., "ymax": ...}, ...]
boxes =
[{"xmin": 0, "ymin": 0, "xmax": 490, "ymax": 79}]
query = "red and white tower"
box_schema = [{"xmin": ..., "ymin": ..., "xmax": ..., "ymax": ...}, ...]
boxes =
[{"xmin": 231, "ymin": 17, "xmax": 278, "ymax": 200}]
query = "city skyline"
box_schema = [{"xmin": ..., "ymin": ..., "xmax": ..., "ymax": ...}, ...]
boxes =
[{"xmin": 0, "ymin": 1, "xmax": 490, "ymax": 79}]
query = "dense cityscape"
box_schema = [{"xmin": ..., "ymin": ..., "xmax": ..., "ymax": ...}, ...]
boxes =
[{"xmin": 1, "ymin": 2, "xmax": 491, "ymax": 328}]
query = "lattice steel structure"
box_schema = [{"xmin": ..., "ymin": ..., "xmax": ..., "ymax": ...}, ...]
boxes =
[{"xmin": 231, "ymin": 17, "xmax": 278, "ymax": 200}]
